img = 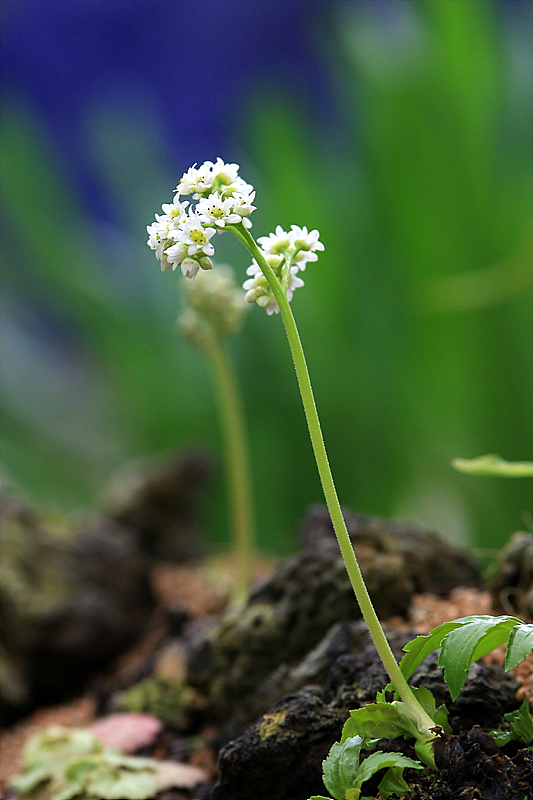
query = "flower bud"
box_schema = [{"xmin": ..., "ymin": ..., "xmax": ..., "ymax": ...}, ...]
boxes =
[
  {"xmin": 181, "ymin": 258, "xmax": 201, "ymax": 280},
  {"xmin": 198, "ymin": 256, "xmax": 213, "ymax": 271}
]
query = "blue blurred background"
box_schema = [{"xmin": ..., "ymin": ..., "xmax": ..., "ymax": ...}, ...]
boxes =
[{"xmin": 1, "ymin": 0, "xmax": 532, "ymax": 555}]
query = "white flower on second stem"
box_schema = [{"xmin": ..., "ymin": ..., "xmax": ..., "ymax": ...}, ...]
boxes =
[
  {"xmin": 257, "ymin": 225, "xmax": 293, "ymax": 256},
  {"xmin": 243, "ymin": 260, "xmax": 304, "ymax": 316},
  {"xmin": 178, "ymin": 212, "xmax": 216, "ymax": 257},
  {"xmin": 288, "ymin": 225, "xmax": 324, "ymax": 269}
]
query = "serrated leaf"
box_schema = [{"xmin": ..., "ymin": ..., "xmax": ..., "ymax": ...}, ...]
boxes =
[
  {"xmin": 438, "ymin": 617, "xmax": 520, "ymax": 700},
  {"xmin": 341, "ymin": 702, "xmax": 422, "ymax": 746},
  {"xmin": 491, "ymin": 700, "xmax": 533, "ymax": 747},
  {"xmin": 399, "ymin": 621, "xmax": 466, "ymax": 680},
  {"xmin": 505, "ymin": 623, "xmax": 533, "ymax": 671},
  {"xmin": 308, "ymin": 796, "xmax": 333, "ymax": 800},
  {"xmin": 322, "ymin": 736, "xmax": 363, "ymax": 799},
  {"xmin": 355, "ymin": 752, "xmax": 423, "ymax": 791},
  {"xmin": 505, "ymin": 699, "xmax": 533, "ymax": 745},
  {"xmin": 378, "ymin": 764, "xmax": 415, "ymax": 800}
]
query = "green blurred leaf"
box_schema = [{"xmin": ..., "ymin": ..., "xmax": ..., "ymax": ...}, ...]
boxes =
[{"xmin": 452, "ymin": 455, "xmax": 533, "ymax": 478}]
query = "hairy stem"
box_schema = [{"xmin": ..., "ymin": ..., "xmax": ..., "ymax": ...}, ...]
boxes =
[
  {"xmin": 206, "ymin": 333, "xmax": 254, "ymax": 608},
  {"xmin": 230, "ymin": 223, "xmax": 436, "ymax": 741}
]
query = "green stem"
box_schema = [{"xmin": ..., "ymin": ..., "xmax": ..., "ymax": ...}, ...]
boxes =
[
  {"xmin": 206, "ymin": 333, "xmax": 255, "ymax": 608},
  {"xmin": 230, "ymin": 224, "xmax": 435, "ymax": 736}
]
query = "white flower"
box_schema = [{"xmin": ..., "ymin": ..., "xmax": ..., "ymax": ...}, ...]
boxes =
[
  {"xmin": 230, "ymin": 189, "xmax": 256, "ymax": 228},
  {"xmin": 164, "ymin": 241, "xmax": 188, "ymax": 271},
  {"xmin": 289, "ymin": 225, "xmax": 324, "ymax": 269},
  {"xmin": 177, "ymin": 212, "xmax": 216, "ymax": 257},
  {"xmin": 181, "ymin": 258, "xmax": 201, "ymax": 280},
  {"xmin": 196, "ymin": 191, "xmax": 242, "ymax": 227},
  {"xmin": 176, "ymin": 163, "xmax": 214, "ymax": 197},
  {"xmin": 209, "ymin": 157, "xmax": 240, "ymax": 188},
  {"xmin": 257, "ymin": 225, "xmax": 293, "ymax": 256}
]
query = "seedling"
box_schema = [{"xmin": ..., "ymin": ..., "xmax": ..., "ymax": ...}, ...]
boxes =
[
  {"xmin": 147, "ymin": 160, "xmax": 533, "ymax": 775},
  {"xmin": 491, "ymin": 698, "xmax": 533, "ymax": 747},
  {"xmin": 309, "ymin": 734, "xmax": 423, "ymax": 800}
]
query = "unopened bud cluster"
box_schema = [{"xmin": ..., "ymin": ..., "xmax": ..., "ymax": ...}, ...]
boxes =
[
  {"xmin": 179, "ymin": 266, "xmax": 246, "ymax": 351},
  {"xmin": 147, "ymin": 159, "xmax": 324, "ymax": 315},
  {"xmin": 243, "ymin": 224, "xmax": 324, "ymax": 315}
]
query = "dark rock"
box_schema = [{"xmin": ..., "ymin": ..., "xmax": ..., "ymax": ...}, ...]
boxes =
[
  {"xmin": 301, "ymin": 505, "xmax": 481, "ymax": 597},
  {"xmin": 489, "ymin": 531, "xmax": 533, "ymax": 619},
  {"xmin": 187, "ymin": 506, "xmax": 481, "ymax": 733},
  {"xmin": 431, "ymin": 727, "xmax": 533, "ymax": 800},
  {"xmin": 107, "ymin": 450, "xmax": 212, "ymax": 561},
  {"xmin": 0, "ymin": 495, "xmax": 152, "ymax": 723},
  {"xmin": 213, "ymin": 688, "xmax": 345, "ymax": 800}
]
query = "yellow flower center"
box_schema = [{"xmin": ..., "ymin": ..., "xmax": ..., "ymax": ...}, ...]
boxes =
[{"xmin": 191, "ymin": 229, "xmax": 207, "ymax": 245}]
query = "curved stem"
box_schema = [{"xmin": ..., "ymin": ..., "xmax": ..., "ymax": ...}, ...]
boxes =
[
  {"xmin": 230, "ymin": 224, "xmax": 435, "ymax": 734},
  {"xmin": 206, "ymin": 333, "xmax": 254, "ymax": 608}
]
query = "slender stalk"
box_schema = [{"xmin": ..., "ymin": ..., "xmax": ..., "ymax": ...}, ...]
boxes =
[
  {"xmin": 230, "ymin": 223, "xmax": 435, "ymax": 732},
  {"xmin": 206, "ymin": 333, "xmax": 254, "ymax": 608}
]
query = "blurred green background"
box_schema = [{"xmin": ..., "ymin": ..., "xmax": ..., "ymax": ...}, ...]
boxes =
[{"xmin": 1, "ymin": 0, "xmax": 531, "ymax": 556}]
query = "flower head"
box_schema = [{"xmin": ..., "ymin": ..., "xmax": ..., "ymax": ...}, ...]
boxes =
[
  {"xmin": 179, "ymin": 265, "xmax": 247, "ymax": 349},
  {"xmin": 147, "ymin": 161, "xmax": 324, "ymax": 311}
]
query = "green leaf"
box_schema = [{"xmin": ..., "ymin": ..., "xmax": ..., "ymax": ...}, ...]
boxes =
[
  {"xmin": 322, "ymin": 736, "xmax": 363, "ymax": 800},
  {"xmin": 9, "ymin": 768, "xmax": 51, "ymax": 794},
  {"xmin": 399, "ymin": 615, "xmax": 523, "ymax": 701},
  {"xmin": 378, "ymin": 768, "xmax": 409, "ymax": 800},
  {"xmin": 409, "ymin": 686, "xmax": 437, "ymax": 718},
  {"xmin": 505, "ymin": 623, "xmax": 533, "ymax": 671},
  {"xmin": 308, "ymin": 796, "xmax": 334, "ymax": 800},
  {"xmin": 341, "ymin": 702, "xmax": 422, "ymax": 745},
  {"xmin": 491, "ymin": 699, "xmax": 533, "ymax": 748},
  {"xmin": 399, "ymin": 620, "xmax": 467, "ymax": 680},
  {"xmin": 491, "ymin": 729, "xmax": 513, "ymax": 747},
  {"xmin": 452, "ymin": 455, "xmax": 533, "ymax": 477},
  {"xmin": 503, "ymin": 699, "xmax": 533, "ymax": 745},
  {"xmin": 434, "ymin": 703, "xmax": 452, "ymax": 734},
  {"xmin": 439, "ymin": 616, "xmax": 520, "ymax": 700},
  {"xmin": 88, "ymin": 767, "xmax": 160, "ymax": 800},
  {"xmin": 355, "ymin": 752, "xmax": 423, "ymax": 791},
  {"xmin": 51, "ymin": 781, "xmax": 86, "ymax": 800}
]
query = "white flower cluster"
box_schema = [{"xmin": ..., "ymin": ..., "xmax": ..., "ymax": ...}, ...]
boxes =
[
  {"xmin": 243, "ymin": 225, "xmax": 324, "ymax": 315},
  {"xmin": 147, "ymin": 158, "xmax": 256, "ymax": 280}
]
